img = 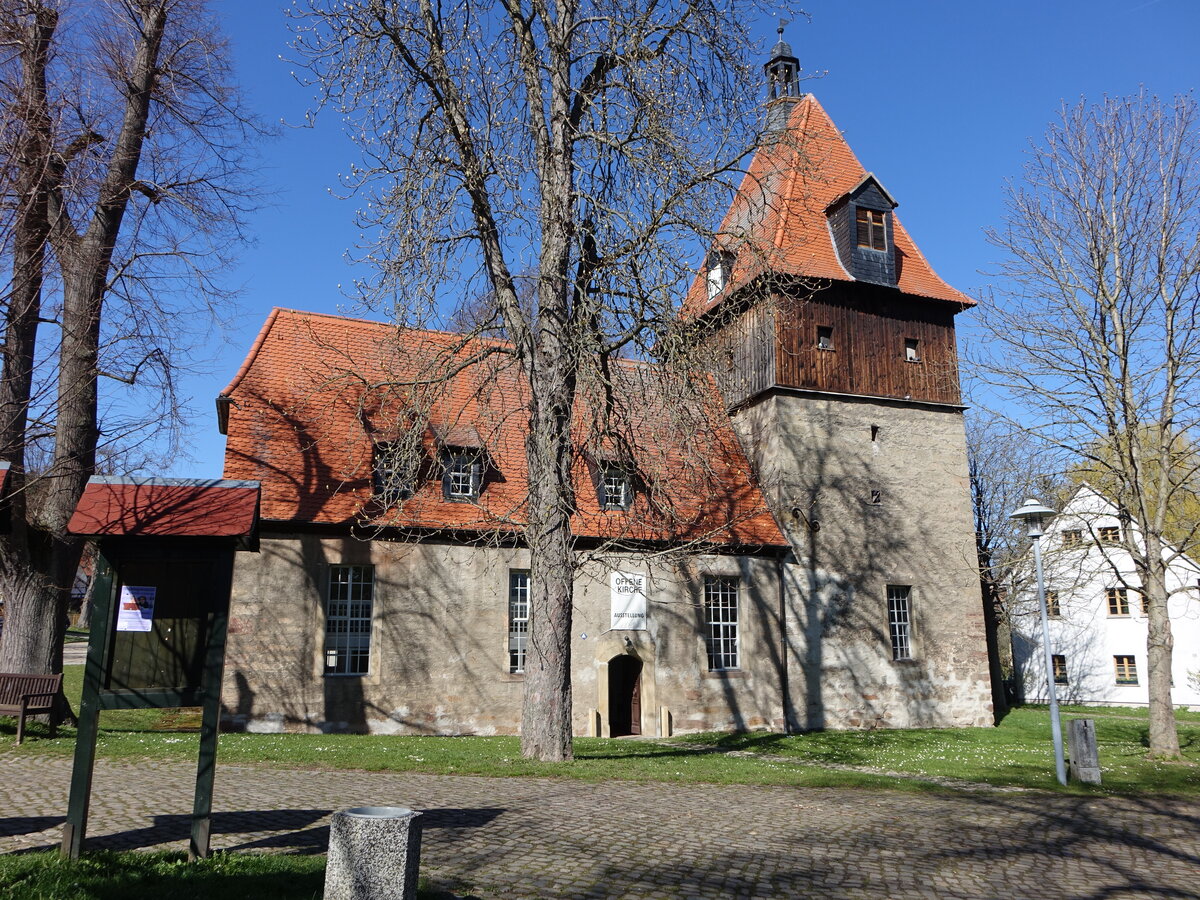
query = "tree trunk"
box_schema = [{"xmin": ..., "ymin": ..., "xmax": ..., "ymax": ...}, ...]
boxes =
[
  {"xmin": 1142, "ymin": 533, "xmax": 1180, "ymax": 758},
  {"xmin": 979, "ymin": 573, "xmax": 1009, "ymax": 723},
  {"xmin": 0, "ymin": 3, "xmax": 62, "ymax": 676},
  {"xmin": 519, "ymin": 357, "xmax": 577, "ymax": 761},
  {"xmin": 2, "ymin": 0, "xmax": 167, "ymax": 676}
]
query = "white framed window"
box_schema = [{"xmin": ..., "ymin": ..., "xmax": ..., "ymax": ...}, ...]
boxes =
[
  {"xmin": 324, "ymin": 565, "xmax": 374, "ymax": 676},
  {"xmin": 443, "ymin": 450, "xmax": 482, "ymax": 501},
  {"xmin": 887, "ymin": 584, "xmax": 913, "ymax": 661},
  {"xmin": 706, "ymin": 250, "xmax": 734, "ymax": 301},
  {"xmin": 600, "ymin": 465, "xmax": 632, "ymax": 510},
  {"xmin": 508, "ymin": 570, "xmax": 529, "ymax": 674},
  {"xmin": 373, "ymin": 441, "xmax": 413, "ymax": 504},
  {"xmin": 704, "ymin": 576, "xmax": 739, "ymax": 671}
]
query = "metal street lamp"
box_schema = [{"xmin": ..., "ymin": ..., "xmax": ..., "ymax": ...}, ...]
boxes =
[{"xmin": 1010, "ymin": 497, "xmax": 1067, "ymax": 786}]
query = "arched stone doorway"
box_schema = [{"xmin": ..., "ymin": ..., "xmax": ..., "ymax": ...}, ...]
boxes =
[{"xmin": 607, "ymin": 655, "xmax": 643, "ymax": 736}]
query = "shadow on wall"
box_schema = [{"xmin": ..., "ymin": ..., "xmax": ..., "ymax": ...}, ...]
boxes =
[
  {"xmin": 1012, "ymin": 621, "xmax": 1109, "ymax": 706},
  {"xmin": 222, "ymin": 366, "xmax": 988, "ymax": 734},
  {"xmin": 755, "ymin": 395, "xmax": 990, "ymax": 732}
]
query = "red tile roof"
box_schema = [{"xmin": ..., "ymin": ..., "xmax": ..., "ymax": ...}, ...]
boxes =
[
  {"xmin": 67, "ymin": 477, "xmax": 260, "ymax": 538},
  {"xmin": 220, "ymin": 308, "xmax": 787, "ymax": 549},
  {"xmin": 684, "ymin": 94, "xmax": 973, "ymax": 316}
]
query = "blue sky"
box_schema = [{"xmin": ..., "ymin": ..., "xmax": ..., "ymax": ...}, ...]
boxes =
[{"xmin": 180, "ymin": 0, "xmax": 1200, "ymax": 477}]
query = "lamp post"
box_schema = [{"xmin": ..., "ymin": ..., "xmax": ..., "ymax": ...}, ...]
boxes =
[{"xmin": 1010, "ymin": 497, "xmax": 1067, "ymax": 786}]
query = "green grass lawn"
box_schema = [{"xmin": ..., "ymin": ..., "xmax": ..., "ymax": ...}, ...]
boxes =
[
  {"xmin": 0, "ymin": 851, "xmax": 325, "ymax": 900},
  {"xmin": 0, "ymin": 851, "xmax": 457, "ymax": 900},
  {"xmin": 2, "ymin": 665, "xmax": 1197, "ymax": 795}
]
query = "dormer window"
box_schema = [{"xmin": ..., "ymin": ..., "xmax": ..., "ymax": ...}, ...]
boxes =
[
  {"xmin": 373, "ymin": 441, "xmax": 414, "ymax": 505},
  {"xmin": 706, "ymin": 250, "xmax": 734, "ymax": 302},
  {"xmin": 826, "ymin": 174, "xmax": 898, "ymax": 287},
  {"xmin": 600, "ymin": 464, "xmax": 633, "ymax": 510},
  {"xmin": 856, "ymin": 207, "xmax": 887, "ymax": 251},
  {"xmin": 443, "ymin": 450, "xmax": 482, "ymax": 501}
]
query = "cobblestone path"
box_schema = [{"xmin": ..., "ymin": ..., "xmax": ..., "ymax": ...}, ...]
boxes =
[{"xmin": 2, "ymin": 752, "xmax": 1199, "ymax": 898}]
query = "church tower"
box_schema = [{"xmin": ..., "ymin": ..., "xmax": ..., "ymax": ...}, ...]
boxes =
[{"xmin": 689, "ymin": 39, "xmax": 993, "ymax": 730}]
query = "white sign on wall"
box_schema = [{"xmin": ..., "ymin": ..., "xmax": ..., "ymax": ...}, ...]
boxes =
[
  {"xmin": 116, "ymin": 585, "xmax": 156, "ymax": 633},
  {"xmin": 610, "ymin": 572, "xmax": 647, "ymax": 630}
]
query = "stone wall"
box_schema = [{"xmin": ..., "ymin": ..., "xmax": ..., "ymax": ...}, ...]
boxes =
[
  {"xmin": 221, "ymin": 534, "xmax": 784, "ymax": 736},
  {"xmin": 731, "ymin": 391, "xmax": 993, "ymax": 729}
]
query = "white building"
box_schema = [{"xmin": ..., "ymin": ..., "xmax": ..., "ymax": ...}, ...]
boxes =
[{"xmin": 1011, "ymin": 484, "xmax": 1200, "ymax": 708}]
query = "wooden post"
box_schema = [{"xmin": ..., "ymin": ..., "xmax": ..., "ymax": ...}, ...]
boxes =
[
  {"xmin": 189, "ymin": 554, "xmax": 234, "ymax": 860},
  {"xmin": 62, "ymin": 552, "xmax": 117, "ymax": 859}
]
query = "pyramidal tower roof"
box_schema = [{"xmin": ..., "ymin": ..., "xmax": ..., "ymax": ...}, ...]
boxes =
[{"xmin": 684, "ymin": 93, "xmax": 973, "ymax": 316}]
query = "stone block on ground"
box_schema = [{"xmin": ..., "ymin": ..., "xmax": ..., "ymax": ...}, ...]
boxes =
[
  {"xmin": 324, "ymin": 806, "xmax": 423, "ymax": 900},
  {"xmin": 1067, "ymin": 718, "xmax": 1102, "ymax": 785}
]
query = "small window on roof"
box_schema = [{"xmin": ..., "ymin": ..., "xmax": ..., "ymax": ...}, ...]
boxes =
[
  {"xmin": 443, "ymin": 449, "xmax": 482, "ymax": 501},
  {"xmin": 856, "ymin": 207, "xmax": 887, "ymax": 251},
  {"xmin": 373, "ymin": 442, "xmax": 414, "ymax": 505},
  {"xmin": 599, "ymin": 464, "xmax": 633, "ymax": 511}
]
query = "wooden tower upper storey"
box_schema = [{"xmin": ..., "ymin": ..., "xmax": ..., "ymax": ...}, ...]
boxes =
[{"xmin": 687, "ymin": 37, "xmax": 973, "ymax": 410}]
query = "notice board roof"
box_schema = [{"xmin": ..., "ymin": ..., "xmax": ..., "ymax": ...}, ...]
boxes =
[{"xmin": 67, "ymin": 477, "xmax": 260, "ymax": 541}]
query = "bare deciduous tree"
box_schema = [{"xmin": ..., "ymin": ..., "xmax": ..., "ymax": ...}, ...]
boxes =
[
  {"xmin": 294, "ymin": 0, "xmax": 778, "ymax": 760},
  {"xmin": 0, "ymin": 0, "xmax": 259, "ymax": 674},
  {"xmin": 980, "ymin": 92, "xmax": 1200, "ymax": 758}
]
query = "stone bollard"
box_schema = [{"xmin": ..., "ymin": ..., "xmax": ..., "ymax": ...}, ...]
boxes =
[
  {"xmin": 324, "ymin": 806, "xmax": 423, "ymax": 900},
  {"xmin": 1067, "ymin": 719, "xmax": 1102, "ymax": 785}
]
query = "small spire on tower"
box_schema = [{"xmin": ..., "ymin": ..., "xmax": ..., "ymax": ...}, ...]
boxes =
[{"xmin": 764, "ymin": 19, "xmax": 800, "ymax": 102}]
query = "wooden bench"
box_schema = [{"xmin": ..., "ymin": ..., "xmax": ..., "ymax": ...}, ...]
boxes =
[{"xmin": 0, "ymin": 672, "xmax": 64, "ymax": 744}]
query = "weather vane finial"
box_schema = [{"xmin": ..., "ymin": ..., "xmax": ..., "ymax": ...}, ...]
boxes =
[{"xmin": 778, "ymin": 17, "xmax": 789, "ymax": 39}]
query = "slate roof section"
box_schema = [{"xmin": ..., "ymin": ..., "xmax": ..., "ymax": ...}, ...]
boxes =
[
  {"xmin": 219, "ymin": 308, "xmax": 787, "ymax": 550},
  {"xmin": 67, "ymin": 477, "xmax": 261, "ymax": 538},
  {"xmin": 684, "ymin": 94, "xmax": 973, "ymax": 316}
]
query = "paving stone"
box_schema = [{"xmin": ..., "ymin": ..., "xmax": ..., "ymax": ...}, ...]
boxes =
[{"xmin": 1, "ymin": 752, "xmax": 1199, "ymax": 898}]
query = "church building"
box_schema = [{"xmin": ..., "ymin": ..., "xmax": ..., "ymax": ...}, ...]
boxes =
[{"xmin": 216, "ymin": 39, "xmax": 993, "ymax": 736}]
